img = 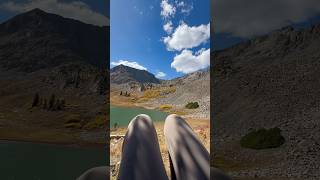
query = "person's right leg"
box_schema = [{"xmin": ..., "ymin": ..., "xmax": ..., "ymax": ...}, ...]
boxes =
[
  {"xmin": 164, "ymin": 114, "xmax": 210, "ymax": 180},
  {"xmin": 118, "ymin": 114, "xmax": 168, "ymax": 180}
]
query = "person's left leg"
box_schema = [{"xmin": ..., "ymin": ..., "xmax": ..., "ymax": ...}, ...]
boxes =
[{"xmin": 118, "ymin": 114, "xmax": 168, "ymax": 180}]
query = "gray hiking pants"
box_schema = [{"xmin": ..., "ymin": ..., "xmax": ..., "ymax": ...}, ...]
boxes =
[{"xmin": 118, "ymin": 114, "xmax": 211, "ymax": 180}]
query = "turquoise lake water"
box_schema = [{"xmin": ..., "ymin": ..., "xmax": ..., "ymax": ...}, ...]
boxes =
[
  {"xmin": 0, "ymin": 141, "xmax": 106, "ymax": 180},
  {"xmin": 110, "ymin": 105, "xmax": 168, "ymax": 127}
]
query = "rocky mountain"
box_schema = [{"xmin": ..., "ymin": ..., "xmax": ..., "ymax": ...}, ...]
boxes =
[
  {"xmin": 0, "ymin": 8, "xmax": 109, "ymax": 94},
  {"xmin": 110, "ymin": 64, "xmax": 160, "ymax": 84},
  {"xmin": 0, "ymin": 9, "xmax": 109, "ymax": 143},
  {"xmin": 212, "ymin": 25, "xmax": 320, "ymax": 178},
  {"xmin": 0, "ymin": 8, "xmax": 108, "ymax": 72}
]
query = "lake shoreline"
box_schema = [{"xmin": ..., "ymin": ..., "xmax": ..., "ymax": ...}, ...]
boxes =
[
  {"xmin": 0, "ymin": 138, "xmax": 105, "ymax": 148},
  {"xmin": 111, "ymin": 96, "xmax": 210, "ymax": 122},
  {"xmin": 0, "ymin": 127, "xmax": 106, "ymax": 148}
]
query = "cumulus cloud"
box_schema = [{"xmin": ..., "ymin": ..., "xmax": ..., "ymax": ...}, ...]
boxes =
[
  {"xmin": 111, "ymin": 60, "xmax": 147, "ymax": 71},
  {"xmin": 213, "ymin": 0, "xmax": 320, "ymax": 38},
  {"xmin": 163, "ymin": 22, "xmax": 210, "ymax": 51},
  {"xmin": 161, "ymin": 0, "xmax": 176, "ymax": 19},
  {"xmin": 171, "ymin": 48, "xmax": 210, "ymax": 73},
  {"xmin": 163, "ymin": 21, "xmax": 174, "ymax": 34},
  {"xmin": 156, "ymin": 71, "xmax": 167, "ymax": 78},
  {"xmin": 0, "ymin": 0, "xmax": 109, "ymax": 26}
]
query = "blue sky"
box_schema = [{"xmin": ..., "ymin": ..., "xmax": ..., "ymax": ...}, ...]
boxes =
[{"xmin": 111, "ymin": 0, "xmax": 210, "ymax": 79}]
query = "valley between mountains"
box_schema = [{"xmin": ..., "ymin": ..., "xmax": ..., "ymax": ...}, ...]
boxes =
[{"xmin": 109, "ymin": 64, "xmax": 210, "ymax": 178}]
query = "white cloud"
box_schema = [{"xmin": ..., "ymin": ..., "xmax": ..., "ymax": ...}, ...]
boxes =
[
  {"xmin": 213, "ymin": 0, "xmax": 320, "ymax": 38},
  {"xmin": 161, "ymin": 0, "xmax": 176, "ymax": 19},
  {"xmin": 163, "ymin": 21, "xmax": 174, "ymax": 34},
  {"xmin": 111, "ymin": 60, "xmax": 147, "ymax": 71},
  {"xmin": 0, "ymin": 0, "xmax": 109, "ymax": 26},
  {"xmin": 177, "ymin": 1, "xmax": 185, "ymax": 7},
  {"xmin": 156, "ymin": 72, "xmax": 167, "ymax": 78},
  {"xmin": 163, "ymin": 22, "xmax": 210, "ymax": 51},
  {"xmin": 176, "ymin": 1, "xmax": 193, "ymax": 15},
  {"xmin": 171, "ymin": 48, "xmax": 210, "ymax": 74}
]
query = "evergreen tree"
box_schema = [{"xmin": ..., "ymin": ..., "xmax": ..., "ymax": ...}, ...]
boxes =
[
  {"xmin": 60, "ymin": 99, "xmax": 66, "ymax": 110},
  {"xmin": 43, "ymin": 99, "xmax": 47, "ymax": 109},
  {"xmin": 32, "ymin": 93, "xmax": 40, "ymax": 107},
  {"xmin": 55, "ymin": 99, "xmax": 60, "ymax": 110},
  {"xmin": 49, "ymin": 94, "xmax": 55, "ymax": 110}
]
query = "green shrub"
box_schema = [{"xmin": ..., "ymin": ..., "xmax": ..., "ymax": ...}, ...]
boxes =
[
  {"xmin": 240, "ymin": 127, "xmax": 285, "ymax": 149},
  {"xmin": 185, "ymin": 102, "xmax": 199, "ymax": 109}
]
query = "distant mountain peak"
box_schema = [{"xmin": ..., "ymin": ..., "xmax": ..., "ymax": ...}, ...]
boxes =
[
  {"xmin": 110, "ymin": 65, "xmax": 160, "ymax": 84},
  {"xmin": 26, "ymin": 8, "xmax": 47, "ymax": 14}
]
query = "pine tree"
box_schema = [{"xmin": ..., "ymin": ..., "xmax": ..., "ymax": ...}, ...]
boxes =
[
  {"xmin": 32, "ymin": 93, "xmax": 40, "ymax": 107},
  {"xmin": 49, "ymin": 94, "xmax": 55, "ymax": 110},
  {"xmin": 43, "ymin": 99, "xmax": 47, "ymax": 109},
  {"xmin": 60, "ymin": 99, "xmax": 66, "ymax": 110},
  {"xmin": 55, "ymin": 99, "xmax": 60, "ymax": 110}
]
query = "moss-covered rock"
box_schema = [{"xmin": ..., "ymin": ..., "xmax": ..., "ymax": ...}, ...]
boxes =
[{"xmin": 240, "ymin": 127, "xmax": 285, "ymax": 149}]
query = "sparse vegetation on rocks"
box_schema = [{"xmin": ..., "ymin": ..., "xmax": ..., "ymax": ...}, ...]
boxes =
[
  {"xmin": 31, "ymin": 93, "xmax": 65, "ymax": 111},
  {"xmin": 83, "ymin": 115, "xmax": 106, "ymax": 130},
  {"xmin": 119, "ymin": 91, "xmax": 130, "ymax": 97}
]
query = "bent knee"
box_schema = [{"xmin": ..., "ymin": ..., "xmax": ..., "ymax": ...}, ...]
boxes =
[
  {"xmin": 164, "ymin": 114, "xmax": 187, "ymax": 133},
  {"xmin": 128, "ymin": 114, "xmax": 154, "ymax": 129}
]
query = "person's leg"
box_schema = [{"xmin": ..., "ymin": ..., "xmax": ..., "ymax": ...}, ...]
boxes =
[
  {"xmin": 118, "ymin": 114, "xmax": 168, "ymax": 180},
  {"xmin": 164, "ymin": 114, "xmax": 210, "ymax": 180},
  {"xmin": 76, "ymin": 166, "xmax": 109, "ymax": 180}
]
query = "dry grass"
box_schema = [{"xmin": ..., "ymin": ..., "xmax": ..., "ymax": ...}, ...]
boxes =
[
  {"xmin": 142, "ymin": 89, "xmax": 161, "ymax": 99},
  {"xmin": 159, "ymin": 104, "xmax": 173, "ymax": 111},
  {"xmin": 110, "ymin": 118, "xmax": 210, "ymax": 179},
  {"xmin": 83, "ymin": 115, "xmax": 106, "ymax": 130}
]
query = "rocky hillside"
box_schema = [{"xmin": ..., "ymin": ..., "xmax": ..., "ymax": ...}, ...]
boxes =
[
  {"xmin": 212, "ymin": 25, "xmax": 320, "ymax": 179},
  {"xmin": 157, "ymin": 69, "xmax": 210, "ymax": 119},
  {"xmin": 110, "ymin": 65, "xmax": 160, "ymax": 84},
  {"xmin": 0, "ymin": 9, "xmax": 109, "ymax": 144}
]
